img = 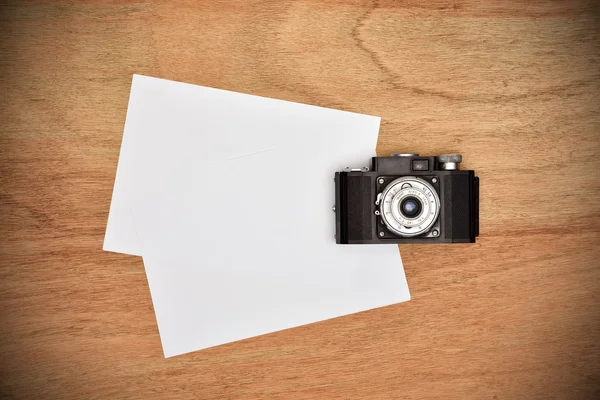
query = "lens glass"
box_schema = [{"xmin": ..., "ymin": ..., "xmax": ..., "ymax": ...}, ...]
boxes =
[{"xmin": 400, "ymin": 197, "xmax": 422, "ymax": 218}]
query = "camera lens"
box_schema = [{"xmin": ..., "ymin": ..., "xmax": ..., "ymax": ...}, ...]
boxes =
[
  {"xmin": 379, "ymin": 176, "xmax": 441, "ymax": 237},
  {"xmin": 400, "ymin": 197, "xmax": 422, "ymax": 218}
]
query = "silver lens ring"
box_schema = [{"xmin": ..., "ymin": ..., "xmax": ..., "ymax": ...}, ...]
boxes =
[{"xmin": 379, "ymin": 176, "xmax": 440, "ymax": 237}]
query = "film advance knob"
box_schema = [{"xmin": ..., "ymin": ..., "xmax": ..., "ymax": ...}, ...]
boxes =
[{"xmin": 437, "ymin": 154, "xmax": 462, "ymax": 170}]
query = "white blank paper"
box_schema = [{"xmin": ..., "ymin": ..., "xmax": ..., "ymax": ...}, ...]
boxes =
[
  {"xmin": 104, "ymin": 76, "xmax": 281, "ymax": 256},
  {"xmin": 105, "ymin": 75, "xmax": 410, "ymax": 357}
]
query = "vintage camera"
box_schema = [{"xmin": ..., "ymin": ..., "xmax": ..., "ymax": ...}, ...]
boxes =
[{"xmin": 334, "ymin": 153, "xmax": 479, "ymax": 244}]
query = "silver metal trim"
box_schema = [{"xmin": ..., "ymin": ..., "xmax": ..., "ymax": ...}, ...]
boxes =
[
  {"xmin": 378, "ymin": 176, "xmax": 441, "ymax": 237},
  {"xmin": 343, "ymin": 167, "xmax": 370, "ymax": 172},
  {"xmin": 390, "ymin": 153, "xmax": 419, "ymax": 157},
  {"xmin": 439, "ymin": 162, "xmax": 458, "ymax": 170}
]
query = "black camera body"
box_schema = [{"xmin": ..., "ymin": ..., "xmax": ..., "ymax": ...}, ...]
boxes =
[{"xmin": 334, "ymin": 153, "xmax": 479, "ymax": 244}]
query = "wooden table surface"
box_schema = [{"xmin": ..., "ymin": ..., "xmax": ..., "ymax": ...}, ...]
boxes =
[{"xmin": 1, "ymin": 1, "xmax": 599, "ymax": 399}]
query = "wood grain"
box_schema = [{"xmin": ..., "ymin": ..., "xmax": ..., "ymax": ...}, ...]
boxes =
[{"xmin": 1, "ymin": 1, "xmax": 599, "ymax": 399}]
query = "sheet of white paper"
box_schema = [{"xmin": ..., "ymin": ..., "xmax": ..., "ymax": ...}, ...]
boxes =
[
  {"xmin": 106, "ymin": 75, "xmax": 410, "ymax": 357},
  {"xmin": 104, "ymin": 75, "xmax": 281, "ymax": 255}
]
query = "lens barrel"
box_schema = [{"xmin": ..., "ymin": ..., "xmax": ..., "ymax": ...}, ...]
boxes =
[{"xmin": 400, "ymin": 197, "xmax": 422, "ymax": 218}]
